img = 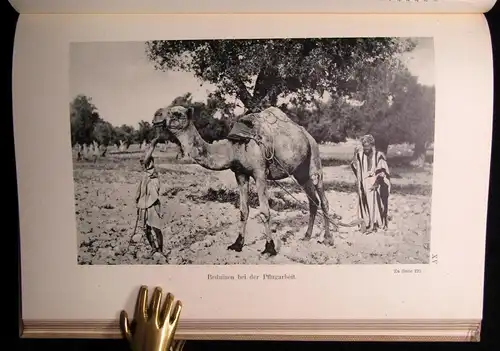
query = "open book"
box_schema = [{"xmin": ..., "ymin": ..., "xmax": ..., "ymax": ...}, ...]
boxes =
[{"xmin": 12, "ymin": 0, "xmax": 495, "ymax": 342}]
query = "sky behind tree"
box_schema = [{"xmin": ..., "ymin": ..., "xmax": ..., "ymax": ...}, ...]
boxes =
[{"xmin": 70, "ymin": 38, "xmax": 434, "ymax": 128}]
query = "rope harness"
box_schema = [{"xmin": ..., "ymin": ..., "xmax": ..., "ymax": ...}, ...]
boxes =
[{"xmin": 228, "ymin": 110, "xmax": 363, "ymax": 231}]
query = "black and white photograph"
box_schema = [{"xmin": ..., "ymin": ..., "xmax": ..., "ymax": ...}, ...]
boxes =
[{"xmin": 70, "ymin": 37, "xmax": 435, "ymax": 265}]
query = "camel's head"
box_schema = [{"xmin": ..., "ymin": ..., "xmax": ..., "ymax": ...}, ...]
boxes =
[{"xmin": 152, "ymin": 105, "xmax": 193, "ymax": 137}]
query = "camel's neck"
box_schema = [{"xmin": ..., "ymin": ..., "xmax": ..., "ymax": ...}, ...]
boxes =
[{"xmin": 174, "ymin": 123, "xmax": 234, "ymax": 171}]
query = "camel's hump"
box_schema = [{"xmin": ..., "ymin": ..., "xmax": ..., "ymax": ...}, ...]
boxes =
[
  {"xmin": 259, "ymin": 107, "xmax": 294, "ymax": 123},
  {"xmin": 237, "ymin": 107, "xmax": 294, "ymax": 127}
]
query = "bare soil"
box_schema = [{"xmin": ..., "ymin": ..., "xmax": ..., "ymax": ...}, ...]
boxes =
[{"xmin": 74, "ymin": 143, "xmax": 433, "ymax": 265}]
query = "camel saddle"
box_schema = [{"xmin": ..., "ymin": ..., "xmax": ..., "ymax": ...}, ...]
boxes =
[
  {"xmin": 227, "ymin": 116, "xmax": 260, "ymax": 142},
  {"xmin": 227, "ymin": 107, "xmax": 301, "ymax": 144}
]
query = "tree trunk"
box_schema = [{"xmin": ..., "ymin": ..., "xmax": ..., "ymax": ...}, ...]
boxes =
[
  {"xmin": 240, "ymin": 66, "xmax": 282, "ymax": 113},
  {"xmin": 375, "ymin": 138, "xmax": 389, "ymax": 155},
  {"xmin": 411, "ymin": 141, "xmax": 427, "ymax": 168}
]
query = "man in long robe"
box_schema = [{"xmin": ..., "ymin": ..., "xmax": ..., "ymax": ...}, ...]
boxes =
[
  {"xmin": 135, "ymin": 137, "xmax": 164, "ymax": 254},
  {"xmin": 350, "ymin": 134, "xmax": 391, "ymax": 233}
]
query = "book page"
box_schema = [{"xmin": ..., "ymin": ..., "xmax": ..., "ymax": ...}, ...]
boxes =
[
  {"xmin": 14, "ymin": 13, "xmax": 492, "ymax": 333},
  {"xmin": 8, "ymin": 0, "xmax": 498, "ymax": 15}
]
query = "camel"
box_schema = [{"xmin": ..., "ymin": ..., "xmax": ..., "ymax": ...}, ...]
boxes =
[{"xmin": 152, "ymin": 105, "xmax": 334, "ymax": 256}]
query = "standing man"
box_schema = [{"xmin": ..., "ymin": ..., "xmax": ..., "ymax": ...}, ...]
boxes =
[
  {"xmin": 350, "ymin": 134, "xmax": 391, "ymax": 233},
  {"xmin": 135, "ymin": 137, "xmax": 165, "ymax": 255}
]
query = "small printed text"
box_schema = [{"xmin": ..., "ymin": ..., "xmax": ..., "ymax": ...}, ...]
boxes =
[
  {"xmin": 393, "ymin": 268, "xmax": 422, "ymax": 274},
  {"xmin": 207, "ymin": 273, "xmax": 296, "ymax": 281}
]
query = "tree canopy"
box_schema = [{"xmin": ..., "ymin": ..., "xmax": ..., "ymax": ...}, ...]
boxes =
[
  {"xmin": 70, "ymin": 94, "xmax": 162, "ymax": 148},
  {"xmin": 69, "ymin": 93, "xmax": 230, "ymax": 149},
  {"xmin": 145, "ymin": 38, "xmax": 416, "ymax": 111},
  {"xmin": 145, "ymin": 38, "xmax": 434, "ymax": 158}
]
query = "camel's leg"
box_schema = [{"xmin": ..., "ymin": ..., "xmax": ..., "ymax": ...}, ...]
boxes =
[
  {"xmin": 255, "ymin": 172, "xmax": 279, "ymax": 256},
  {"xmin": 298, "ymin": 178, "xmax": 319, "ymax": 241},
  {"xmin": 227, "ymin": 173, "xmax": 249, "ymax": 252},
  {"xmin": 303, "ymin": 134, "xmax": 334, "ymax": 244},
  {"xmin": 314, "ymin": 172, "xmax": 335, "ymax": 246}
]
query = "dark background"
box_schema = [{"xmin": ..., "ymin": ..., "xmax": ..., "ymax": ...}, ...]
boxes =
[{"xmin": 5, "ymin": 1, "xmax": 499, "ymax": 350}]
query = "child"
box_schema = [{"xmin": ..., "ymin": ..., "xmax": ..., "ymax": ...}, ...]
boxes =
[{"xmin": 135, "ymin": 137, "xmax": 165, "ymax": 255}]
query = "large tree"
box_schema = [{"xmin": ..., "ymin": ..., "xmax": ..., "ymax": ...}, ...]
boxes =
[
  {"xmin": 145, "ymin": 38, "xmax": 435, "ymax": 163},
  {"xmin": 145, "ymin": 38, "xmax": 416, "ymax": 114},
  {"xmin": 284, "ymin": 61, "xmax": 435, "ymax": 162},
  {"xmin": 344, "ymin": 62, "xmax": 435, "ymax": 160}
]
